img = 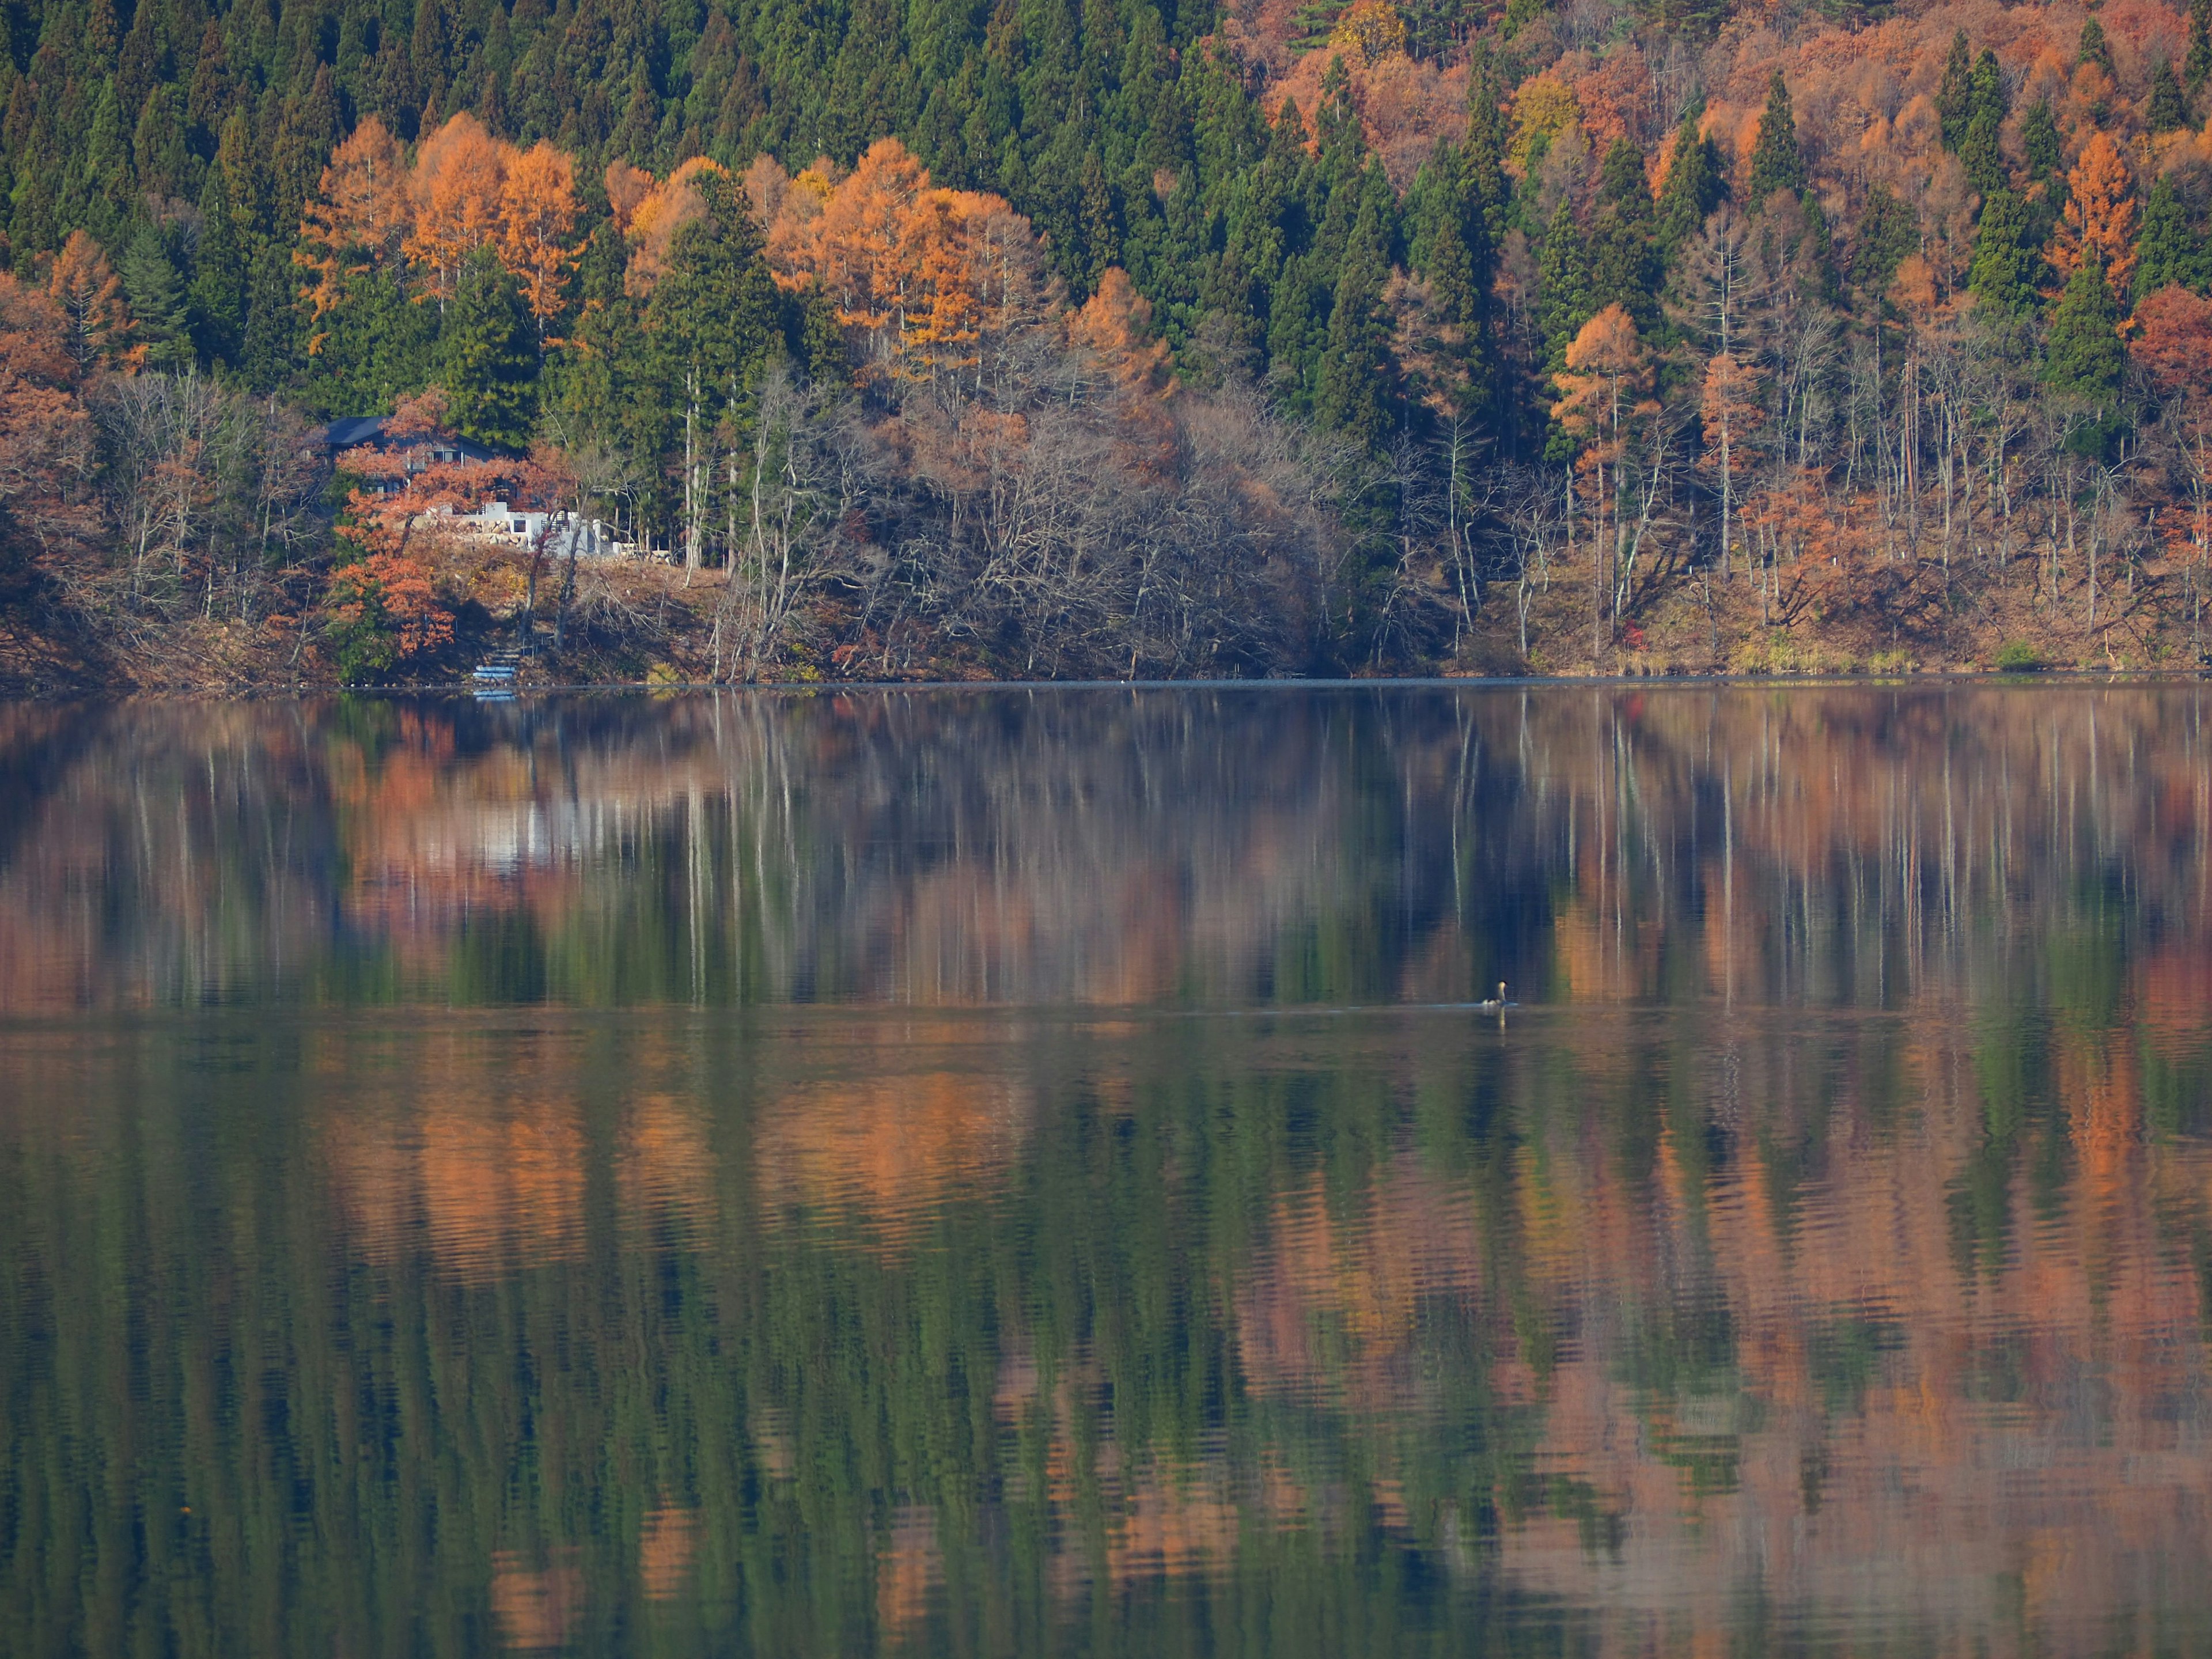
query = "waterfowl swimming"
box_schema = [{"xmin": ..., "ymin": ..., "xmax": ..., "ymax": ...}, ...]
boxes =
[{"xmin": 1477, "ymin": 982, "xmax": 1509, "ymax": 1012}]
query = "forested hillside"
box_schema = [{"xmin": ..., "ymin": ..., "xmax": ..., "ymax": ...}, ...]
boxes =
[{"xmin": 0, "ymin": 0, "xmax": 2208, "ymax": 685}]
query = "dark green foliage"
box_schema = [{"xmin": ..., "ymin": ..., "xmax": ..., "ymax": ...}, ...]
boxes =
[
  {"xmin": 1589, "ymin": 136, "xmax": 1660, "ymax": 332},
  {"xmin": 1967, "ymin": 188, "xmax": 2040, "ymax": 317},
  {"xmin": 440, "ymin": 247, "xmax": 537, "ymax": 449},
  {"xmin": 1746, "ymin": 72, "xmax": 1805, "ymax": 212},
  {"xmin": 190, "ymin": 166, "xmax": 247, "ymax": 363},
  {"xmin": 1854, "ymin": 184, "xmax": 1918, "ymax": 300},
  {"xmin": 1937, "ymin": 31, "xmax": 1973, "ymax": 150},
  {"xmin": 1536, "ymin": 194, "xmax": 1592, "ymax": 371},
  {"xmin": 122, "ymin": 219, "xmax": 194, "ymax": 370},
  {"xmin": 2191, "ymin": 0, "xmax": 2212, "ymax": 94},
  {"xmin": 1960, "ymin": 50, "xmax": 2006, "ymax": 196},
  {"xmin": 2134, "ymin": 173, "xmax": 2208, "ymax": 300},
  {"xmin": 2021, "ymin": 101, "xmax": 2063, "ymax": 183},
  {"xmin": 2044, "ymin": 256, "xmax": 2125, "ymax": 411},
  {"xmin": 2078, "ymin": 17, "xmax": 2113, "ymax": 74},
  {"xmin": 1655, "ymin": 113, "xmax": 1723, "ymax": 255},
  {"xmin": 2150, "ymin": 59, "xmax": 2190, "ymax": 132},
  {"xmin": 1314, "ymin": 167, "xmax": 1395, "ymax": 452}
]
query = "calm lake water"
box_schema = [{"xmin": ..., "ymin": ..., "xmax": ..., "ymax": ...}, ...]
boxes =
[{"xmin": 5, "ymin": 684, "xmax": 2212, "ymax": 1656}]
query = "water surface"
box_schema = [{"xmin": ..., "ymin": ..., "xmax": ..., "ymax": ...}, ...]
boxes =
[{"xmin": 5, "ymin": 685, "xmax": 2212, "ymax": 1656}]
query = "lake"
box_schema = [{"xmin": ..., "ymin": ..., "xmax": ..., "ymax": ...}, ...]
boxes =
[{"xmin": 4, "ymin": 684, "xmax": 2211, "ymax": 1656}]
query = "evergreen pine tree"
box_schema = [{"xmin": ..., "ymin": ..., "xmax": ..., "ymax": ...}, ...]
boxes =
[
  {"xmin": 1967, "ymin": 188, "xmax": 2039, "ymax": 316},
  {"xmin": 1536, "ymin": 195, "xmax": 1593, "ymax": 369},
  {"xmin": 2134, "ymin": 173, "xmax": 2207, "ymax": 299},
  {"xmin": 643, "ymin": 173, "xmax": 783, "ymax": 413},
  {"xmin": 1936, "ymin": 31, "xmax": 1973, "ymax": 150},
  {"xmin": 1655, "ymin": 112, "xmax": 1722, "ymax": 255},
  {"xmin": 1960, "ymin": 108, "xmax": 2004, "ymax": 199},
  {"xmin": 2190, "ymin": 0, "xmax": 2212, "ymax": 94},
  {"xmin": 80, "ymin": 79, "xmax": 131, "ymax": 240},
  {"xmin": 2045, "ymin": 255, "xmax": 2125, "ymax": 410},
  {"xmin": 1854, "ymin": 183, "xmax": 1918, "ymax": 299},
  {"xmin": 1588, "ymin": 136, "xmax": 1660, "ymax": 332},
  {"xmin": 1746, "ymin": 73, "xmax": 1805, "ymax": 212},
  {"xmin": 2149, "ymin": 60, "xmax": 2189, "ymax": 132},
  {"xmin": 441, "ymin": 248, "xmax": 537, "ymax": 450},
  {"xmin": 190, "ymin": 165, "xmax": 246, "ymax": 363},
  {"xmin": 2080, "ymin": 18, "xmax": 2113, "ymax": 71},
  {"xmin": 122, "ymin": 220, "xmax": 194, "ymax": 370},
  {"xmin": 238, "ymin": 242, "xmax": 298, "ymax": 392},
  {"xmin": 2021, "ymin": 101, "xmax": 2062, "ymax": 183},
  {"xmin": 1313, "ymin": 194, "xmax": 1392, "ymax": 452},
  {"xmin": 1960, "ymin": 50, "xmax": 2007, "ymax": 196}
]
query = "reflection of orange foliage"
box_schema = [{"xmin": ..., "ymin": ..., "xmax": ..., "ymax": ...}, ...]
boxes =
[
  {"xmin": 876, "ymin": 1506, "xmax": 941, "ymax": 1634},
  {"xmin": 418, "ymin": 1097, "xmax": 585, "ymax": 1279},
  {"xmin": 618, "ymin": 1093, "xmax": 715, "ymax": 1232},
  {"xmin": 490, "ymin": 1551, "xmax": 581, "ymax": 1649},
  {"xmin": 324, "ymin": 1070, "xmax": 585, "ymax": 1284},
  {"xmin": 639, "ymin": 1506, "xmax": 700, "ymax": 1601},
  {"xmin": 755, "ymin": 1066, "xmax": 1029, "ymax": 1247},
  {"xmin": 2138, "ymin": 946, "xmax": 2212, "ymax": 1055}
]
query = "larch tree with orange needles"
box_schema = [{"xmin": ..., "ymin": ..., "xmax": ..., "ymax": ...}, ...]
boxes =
[
  {"xmin": 1553, "ymin": 304, "xmax": 1660, "ymax": 652},
  {"xmin": 404, "ymin": 114, "xmax": 507, "ymax": 311},
  {"xmin": 47, "ymin": 232, "xmax": 132, "ymax": 371},
  {"xmin": 296, "ymin": 119, "xmax": 412, "ymax": 347},
  {"xmin": 2049, "ymin": 130, "xmax": 2138, "ymax": 297},
  {"xmin": 497, "ymin": 142, "xmax": 584, "ymax": 347}
]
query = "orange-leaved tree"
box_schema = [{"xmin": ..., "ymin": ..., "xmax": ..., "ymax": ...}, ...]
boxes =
[
  {"xmin": 2049, "ymin": 130, "xmax": 2138, "ymax": 297},
  {"xmin": 2135, "ymin": 285, "xmax": 2212, "ymax": 641},
  {"xmin": 1553, "ymin": 305, "xmax": 1658, "ymax": 649},
  {"xmin": 47, "ymin": 231, "xmax": 132, "ymax": 370},
  {"xmin": 404, "ymin": 114, "xmax": 507, "ymax": 310},
  {"xmin": 1699, "ymin": 350, "xmax": 1763, "ymax": 578},
  {"xmin": 497, "ymin": 141, "xmax": 584, "ymax": 343},
  {"xmin": 623, "ymin": 157, "xmax": 729, "ymax": 297},
  {"xmin": 296, "ymin": 118, "xmax": 412, "ymax": 342}
]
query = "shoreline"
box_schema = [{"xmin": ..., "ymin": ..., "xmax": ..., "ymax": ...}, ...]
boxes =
[{"xmin": 9, "ymin": 665, "xmax": 2210, "ymax": 704}]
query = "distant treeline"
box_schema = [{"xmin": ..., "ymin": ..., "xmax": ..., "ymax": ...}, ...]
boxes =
[{"xmin": 2, "ymin": 0, "xmax": 2212, "ymax": 685}]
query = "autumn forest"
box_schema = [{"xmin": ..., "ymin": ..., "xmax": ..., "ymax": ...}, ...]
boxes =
[{"xmin": 0, "ymin": 0, "xmax": 2210, "ymax": 684}]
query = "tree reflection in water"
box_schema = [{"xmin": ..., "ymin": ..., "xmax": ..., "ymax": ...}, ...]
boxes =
[{"xmin": 2, "ymin": 685, "xmax": 2211, "ymax": 1656}]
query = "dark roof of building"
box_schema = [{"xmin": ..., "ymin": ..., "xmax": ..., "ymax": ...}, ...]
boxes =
[
  {"xmin": 321, "ymin": 416, "xmax": 391, "ymax": 448},
  {"xmin": 318, "ymin": 418, "xmax": 509, "ymax": 461}
]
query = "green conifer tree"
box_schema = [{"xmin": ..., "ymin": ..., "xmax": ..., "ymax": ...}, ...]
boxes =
[
  {"xmin": 1967, "ymin": 188, "xmax": 2039, "ymax": 316},
  {"xmin": 80, "ymin": 78, "xmax": 131, "ymax": 240},
  {"xmin": 190, "ymin": 165, "xmax": 246, "ymax": 363},
  {"xmin": 2149, "ymin": 60, "xmax": 2190, "ymax": 132},
  {"xmin": 1589, "ymin": 136, "xmax": 1660, "ymax": 331},
  {"xmin": 238, "ymin": 242, "xmax": 299, "ymax": 392},
  {"xmin": 1936, "ymin": 31, "xmax": 1973, "ymax": 150},
  {"xmin": 2190, "ymin": 0, "xmax": 2212, "ymax": 94},
  {"xmin": 2044, "ymin": 256, "xmax": 2125, "ymax": 411},
  {"xmin": 2079, "ymin": 17, "xmax": 2113, "ymax": 74},
  {"xmin": 1961, "ymin": 50, "xmax": 2007, "ymax": 197},
  {"xmin": 1655, "ymin": 112, "xmax": 1722, "ymax": 255},
  {"xmin": 2021, "ymin": 101, "xmax": 2062, "ymax": 183},
  {"xmin": 1536, "ymin": 195, "xmax": 1592, "ymax": 369},
  {"xmin": 1853, "ymin": 185, "xmax": 1918, "ymax": 300},
  {"xmin": 440, "ymin": 248, "xmax": 538, "ymax": 450},
  {"xmin": 2134, "ymin": 173, "xmax": 2207, "ymax": 299},
  {"xmin": 1314, "ymin": 172, "xmax": 1395, "ymax": 453},
  {"xmin": 1746, "ymin": 72, "xmax": 1805, "ymax": 212},
  {"xmin": 122, "ymin": 221, "xmax": 194, "ymax": 371}
]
